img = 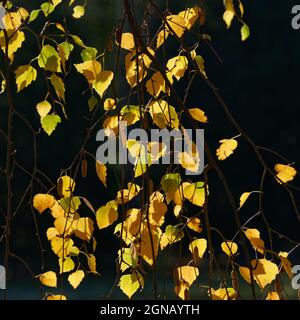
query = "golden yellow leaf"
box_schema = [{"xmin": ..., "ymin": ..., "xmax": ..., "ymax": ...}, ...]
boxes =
[
  {"xmin": 50, "ymin": 73, "xmax": 65, "ymax": 102},
  {"xmin": 58, "ymin": 175, "xmax": 75, "ymax": 198},
  {"xmin": 96, "ymin": 160, "xmax": 107, "ymax": 187},
  {"xmin": 87, "ymin": 254, "xmax": 98, "ymax": 274},
  {"xmin": 189, "ymin": 238, "xmax": 207, "ymax": 261},
  {"xmin": 116, "ymin": 183, "xmax": 141, "ymax": 204},
  {"xmin": 188, "ymin": 108, "xmax": 208, "ymax": 123},
  {"xmin": 278, "ymin": 251, "xmax": 293, "ymax": 279},
  {"xmin": 239, "ymin": 259, "xmax": 279, "ymax": 289},
  {"xmin": 68, "ymin": 270, "xmax": 85, "ymax": 289},
  {"xmin": 210, "ymin": 287, "xmax": 236, "ymax": 300},
  {"xmin": 175, "ymin": 265, "xmax": 199, "ymax": 286},
  {"xmin": 73, "ymin": 217, "xmax": 94, "ymax": 241},
  {"xmin": 50, "ymin": 200, "xmax": 65, "ymax": 219},
  {"xmin": 223, "ymin": 10, "xmax": 235, "ymax": 28},
  {"xmin": 140, "ymin": 222, "xmax": 161, "ymax": 265},
  {"xmin": 266, "ymin": 291, "xmax": 280, "ymax": 300},
  {"xmin": 51, "ymin": 237, "xmax": 74, "ymax": 257},
  {"xmin": 174, "ymin": 280, "xmax": 190, "ymax": 300},
  {"xmin": 183, "ymin": 182, "xmax": 206, "ymax": 207},
  {"xmin": 166, "ymin": 56, "xmax": 188, "ymax": 80},
  {"xmin": 0, "ymin": 30, "xmax": 25, "ymax": 60},
  {"xmin": 178, "ymin": 7, "xmax": 202, "ymax": 30},
  {"xmin": 187, "ymin": 217, "xmax": 202, "ymax": 233},
  {"xmin": 93, "ymin": 70, "xmax": 114, "ymax": 98},
  {"xmin": 15, "ymin": 65, "xmax": 37, "ymax": 92},
  {"xmin": 149, "ymin": 100, "xmax": 179, "ymax": 129},
  {"xmin": 160, "ymin": 225, "xmax": 184, "ymax": 250},
  {"xmin": 36, "ymin": 100, "xmax": 51, "ymax": 118},
  {"xmin": 166, "ymin": 15, "xmax": 186, "ymax": 38},
  {"xmin": 59, "ymin": 256, "xmax": 75, "ymax": 274},
  {"xmin": 177, "ymin": 151, "xmax": 199, "ymax": 173},
  {"xmin": 39, "ymin": 271, "xmax": 57, "ymax": 288},
  {"xmin": 2, "ymin": 9, "xmax": 29, "ymax": 31},
  {"xmin": 96, "ymin": 200, "xmax": 118, "ymax": 229},
  {"xmin": 74, "ymin": 60, "xmax": 102, "ymax": 82},
  {"xmin": 275, "ymin": 164, "xmax": 297, "ymax": 184},
  {"xmin": 156, "ymin": 29, "xmax": 169, "ymax": 49},
  {"xmin": 216, "ymin": 138, "xmax": 238, "ymax": 160},
  {"xmin": 146, "ymin": 71, "xmax": 166, "ymax": 97},
  {"xmin": 33, "ymin": 193, "xmax": 55, "ymax": 214},
  {"xmin": 244, "ymin": 228, "xmax": 265, "ymax": 254},
  {"xmin": 54, "ymin": 216, "xmax": 74, "ymax": 236},
  {"xmin": 46, "ymin": 227, "xmax": 59, "ymax": 241},
  {"xmin": 118, "ymin": 32, "xmax": 135, "ymax": 50},
  {"xmin": 239, "ymin": 192, "xmax": 251, "ymax": 209},
  {"xmin": 221, "ymin": 241, "xmax": 238, "ymax": 256},
  {"xmin": 103, "ymin": 98, "xmax": 116, "ymax": 111},
  {"xmin": 118, "ymin": 272, "xmax": 144, "ymax": 299},
  {"xmin": 46, "ymin": 294, "xmax": 67, "ymax": 300},
  {"xmin": 149, "ymin": 198, "xmax": 167, "ymax": 227}
]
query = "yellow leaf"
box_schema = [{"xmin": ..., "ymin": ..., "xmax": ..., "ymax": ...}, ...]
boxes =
[
  {"xmin": 177, "ymin": 151, "xmax": 199, "ymax": 173},
  {"xmin": 221, "ymin": 241, "xmax": 238, "ymax": 256},
  {"xmin": 118, "ymin": 32, "xmax": 135, "ymax": 50},
  {"xmin": 15, "ymin": 65, "xmax": 37, "ymax": 92},
  {"xmin": 223, "ymin": 10, "xmax": 235, "ymax": 28},
  {"xmin": 0, "ymin": 30, "xmax": 26, "ymax": 60},
  {"xmin": 174, "ymin": 280, "xmax": 190, "ymax": 300},
  {"xmin": 87, "ymin": 254, "xmax": 98, "ymax": 274},
  {"xmin": 33, "ymin": 193, "xmax": 55, "ymax": 214},
  {"xmin": 93, "ymin": 70, "xmax": 114, "ymax": 98},
  {"xmin": 96, "ymin": 160, "xmax": 107, "ymax": 187},
  {"xmin": 119, "ymin": 272, "xmax": 144, "ymax": 299},
  {"xmin": 239, "ymin": 192, "xmax": 251, "ymax": 209},
  {"xmin": 46, "ymin": 227, "xmax": 59, "ymax": 241},
  {"xmin": 72, "ymin": 5, "xmax": 85, "ymax": 19},
  {"xmin": 68, "ymin": 270, "xmax": 85, "ymax": 289},
  {"xmin": 54, "ymin": 216, "xmax": 74, "ymax": 236},
  {"xmin": 188, "ymin": 108, "xmax": 208, "ymax": 123},
  {"xmin": 74, "ymin": 217, "xmax": 94, "ymax": 241},
  {"xmin": 189, "ymin": 238, "xmax": 207, "ymax": 260},
  {"xmin": 41, "ymin": 114, "xmax": 61, "ymax": 136},
  {"xmin": 96, "ymin": 200, "xmax": 118, "ymax": 229},
  {"xmin": 116, "ymin": 183, "xmax": 141, "ymax": 204},
  {"xmin": 50, "ymin": 73, "xmax": 65, "ymax": 102},
  {"xmin": 175, "ymin": 265, "xmax": 199, "ymax": 286},
  {"xmin": 51, "ymin": 236, "xmax": 74, "ymax": 257},
  {"xmin": 2, "ymin": 9, "xmax": 29, "ymax": 31},
  {"xmin": 149, "ymin": 100, "xmax": 179, "ymax": 129},
  {"xmin": 36, "ymin": 100, "xmax": 51, "ymax": 118},
  {"xmin": 183, "ymin": 181, "xmax": 206, "ymax": 207},
  {"xmin": 187, "ymin": 217, "xmax": 202, "ymax": 233},
  {"xmin": 278, "ymin": 251, "xmax": 293, "ymax": 279},
  {"xmin": 39, "ymin": 271, "xmax": 57, "ymax": 288},
  {"xmin": 275, "ymin": 164, "xmax": 297, "ymax": 184},
  {"xmin": 239, "ymin": 259, "xmax": 279, "ymax": 289},
  {"xmin": 166, "ymin": 56, "xmax": 188, "ymax": 80},
  {"xmin": 160, "ymin": 225, "xmax": 184, "ymax": 250},
  {"xmin": 166, "ymin": 15, "xmax": 186, "ymax": 38},
  {"xmin": 50, "ymin": 201, "xmax": 65, "ymax": 219},
  {"xmin": 140, "ymin": 222, "xmax": 161, "ymax": 265},
  {"xmin": 146, "ymin": 71, "xmax": 166, "ymax": 97},
  {"xmin": 103, "ymin": 98, "xmax": 116, "ymax": 111},
  {"xmin": 74, "ymin": 60, "xmax": 102, "ymax": 82},
  {"xmin": 46, "ymin": 294, "xmax": 67, "ymax": 300},
  {"xmin": 178, "ymin": 7, "xmax": 202, "ymax": 30},
  {"xmin": 216, "ymin": 138, "xmax": 238, "ymax": 160},
  {"xmin": 149, "ymin": 197, "xmax": 167, "ymax": 227},
  {"xmin": 244, "ymin": 228, "xmax": 265, "ymax": 254},
  {"xmin": 59, "ymin": 256, "xmax": 75, "ymax": 274},
  {"xmin": 266, "ymin": 291, "xmax": 280, "ymax": 300},
  {"xmin": 156, "ymin": 29, "xmax": 169, "ymax": 49},
  {"xmin": 58, "ymin": 175, "xmax": 75, "ymax": 198},
  {"xmin": 211, "ymin": 287, "xmax": 236, "ymax": 300}
]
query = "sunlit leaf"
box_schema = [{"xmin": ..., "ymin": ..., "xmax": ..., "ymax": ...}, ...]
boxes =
[
  {"xmin": 59, "ymin": 256, "xmax": 75, "ymax": 274},
  {"xmin": 68, "ymin": 270, "xmax": 85, "ymax": 289},
  {"xmin": 189, "ymin": 238, "xmax": 207, "ymax": 260},
  {"xmin": 96, "ymin": 160, "xmax": 107, "ymax": 187},
  {"xmin": 221, "ymin": 241, "xmax": 238, "ymax": 256},
  {"xmin": 119, "ymin": 272, "xmax": 144, "ymax": 299},
  {"xmin": 33, "ymin": 193, "xmax": 55, "ymax": 214},
  {"xmin": 216, "ymin": 138, "xmax": 238, "ymax": 160},
  {"xmin": 96, "ymin": 200, "xmax": 118, "ymax": 229},
  {"xmin": 38, "ymin": 271, "xmax": 57, "ymax": 288},
  {"xmin": 275, "ymin": 164, "xmax": 297, "ymax": 184},
  {"xmin": 15, "ymin": 65, "xmax": 37, "ymax": 92},
  {"xmin": 38, "ymin": 45, "xmax": 61, "ymax": 72},
  {"xmin": 93, "ymin": 70, "xmax": 114, "ymax": 97}
]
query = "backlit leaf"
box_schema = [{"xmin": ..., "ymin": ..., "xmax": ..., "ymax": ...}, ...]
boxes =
[
  {"xmin": 96, "ymin": 200, "xmax": 118, "ymax": 229},
  {"xmin": 119, "ymin": 272, "xmax": 144, "ymax": 299},
  {"xmin": 38, "ymin": 45, "xmax": 61, "ymax": 72},
  {"xmin": 68, "ymin": 270, "xmax": 85, "ymax": 289},
  {"xmin": 15, "ymin": 65, "xmax": 37, "ymax": 92},
  {"xmin": 221, "ymin": 241, "xmax": 238, "ymax": 256},
  {"xmin": 39, "ymin": 271, "xmax": 57, "ymax": 288},
  {"xmin": 216, "ymin": 138, "xmax": 238, "ymax": 160}
]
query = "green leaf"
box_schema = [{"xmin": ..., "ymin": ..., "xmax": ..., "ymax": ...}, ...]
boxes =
[
  {"xmin": 41, "ymin": 2, "xmax": 54, "ymax": 17},
  {"xmin": 15, "ymin": 65, "xmax": 37, "ymax": 92},
  {"xmin": 58, "ymin": 41, "xmax": 74, "ymax": 61},
  {"xmin": 241, "ymin": 23, "xmax": 250, "ymax": 41},
  {"xmin": 81, "ymin": 47, "xmax": 98, "ymax": 61},
  {"xmin": 73, "ymin": 5, "xmax": 85, "ymax": 19},
  {"xmin": 88, "ymin": 96, "xmax": 98, "ymax": 111},
  {"xmin": 38, "ymin": 45, "xmax": 61, "ymax": 72},
  {"xmin": 41, "ymin": 114, "xmax": 61, "ymax": 136},
  {"xmin": 29, "ymin": 9, "xmax": 41, "ymax": 22}
]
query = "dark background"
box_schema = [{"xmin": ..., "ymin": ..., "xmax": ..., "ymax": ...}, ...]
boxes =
[{"xmin": 0, "ymin": 0, "xmax": 300, "ymax": 299}]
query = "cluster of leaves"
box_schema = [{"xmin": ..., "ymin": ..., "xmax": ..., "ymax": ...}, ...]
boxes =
[{"xmin": 1, "ymin": 0, "xmax": 299, "ymax": 300}]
